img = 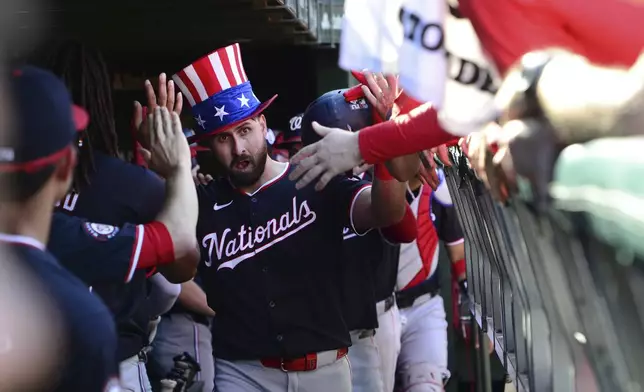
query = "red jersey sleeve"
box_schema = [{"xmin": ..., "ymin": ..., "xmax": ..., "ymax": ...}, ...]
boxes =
[
  {"xmin": 459, "ymin": 0, "xmax": 582, "ymax": 76},
  {"xmin": 460, "ymin": 0, "xmax": 643, "ymax": 75}
]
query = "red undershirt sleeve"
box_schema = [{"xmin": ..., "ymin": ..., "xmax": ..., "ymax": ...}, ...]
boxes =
[
  {"xmin": 358, "ymin": 102, "xmax": 459, "ymax": 164},
  {"xmin": 380, "ymin": 203, "xmax": 418, "ymax": 244},
  {"xmin": 137, "ymin": 221, "xmax": 175, "ymax": 270}
]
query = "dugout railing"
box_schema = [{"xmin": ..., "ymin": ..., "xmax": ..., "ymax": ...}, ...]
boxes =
[{"xmin": 443, "ymin": 139, "xmax": 644, "ymax": 392}]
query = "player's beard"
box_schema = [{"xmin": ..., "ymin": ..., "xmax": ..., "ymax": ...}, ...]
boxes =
[{"xmin": 226, "ymin": 143, "xmax": 268, "ymax": 188}]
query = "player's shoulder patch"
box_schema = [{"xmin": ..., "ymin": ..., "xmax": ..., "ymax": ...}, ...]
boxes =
[{"xmin": 83, "ymin": 222, "xmax": 120, "ymax": 241}]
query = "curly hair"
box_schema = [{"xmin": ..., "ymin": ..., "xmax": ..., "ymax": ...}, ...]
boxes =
[{"xmin": 38, "ymin": 40, "xmax": 119, "ymax": 188}]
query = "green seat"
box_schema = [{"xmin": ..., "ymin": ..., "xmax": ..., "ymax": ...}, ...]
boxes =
[{"xmin": 550, "ymin": 137, "xmax": 644, "ymax": 259}]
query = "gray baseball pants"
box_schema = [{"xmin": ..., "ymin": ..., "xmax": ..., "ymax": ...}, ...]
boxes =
[
  {"xmin": 148, "ymin": 313, "xmax": 215, "ymax": 392},
  {"xmin": 214, "ymin": 355, "xmax": 352, "ymax": 392}
]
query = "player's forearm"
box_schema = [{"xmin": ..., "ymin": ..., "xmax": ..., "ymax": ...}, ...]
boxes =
[
  {"xmin": 368, "ymin": 165, "xmax": 407, "ymax": 228},
  {"xmin": 156, "ymin": 164, "xmax": 199, "ymax": 282},
  {"xmin": 178, "ymin": 280, "xmax": 215, "ymax": 317},
  {"xmin": 147, "ymin": 274, "xmax": 181, "ymax": 317},
  {"xmin": 358, "ymin": 103, "xmax": 458, "ymax": 164},
  {"xmin": 385, "ymin": 154, "xmax": 421, "ymax": 183},
  {"xmin": 537, "ymin": 51, "xmax": 644, "ymax": 144}
]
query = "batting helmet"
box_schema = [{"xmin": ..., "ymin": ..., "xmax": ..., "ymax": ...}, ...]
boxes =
[{"xmin": 301, "ymin": 89, "xmax": 374, "ymax": 147}]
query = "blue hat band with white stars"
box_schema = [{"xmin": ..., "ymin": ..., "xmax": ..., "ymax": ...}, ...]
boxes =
[{"xmin": 192, "ymin": 81, "xmax": 260, "ymax": 137}]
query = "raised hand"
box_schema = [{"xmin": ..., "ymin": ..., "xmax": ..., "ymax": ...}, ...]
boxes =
[
  {"xmin": 133, "ymin": 73, "xmax": 183, "ymax": 150},
  {"xmin": 289, "ymin": 122, "xmax": 362, "ymax": 191},
  {"xmin": 138, "ymin": 107, "xmax": 192, "ymax": 178},
  {"xmin": 360, "ymin": 70, "xmax": 398, "ymax": 121},
  {"xmin": 192, "ymin": 165, "xmax": 214, "ymax": 186}
]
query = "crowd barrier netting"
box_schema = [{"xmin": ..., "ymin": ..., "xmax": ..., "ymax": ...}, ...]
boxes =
[{"xmin": 443, "ymin": 140, "xmax": 644, "ymax": 392}]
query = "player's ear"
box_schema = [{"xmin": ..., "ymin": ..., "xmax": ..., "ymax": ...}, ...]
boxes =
[
  {"xmin": 257, "ymin": 114, "xmax": 267, "ymax": 136},
  {"xmin": 54, "ymin": 147, "xmax": 77, "ymax": 183}
]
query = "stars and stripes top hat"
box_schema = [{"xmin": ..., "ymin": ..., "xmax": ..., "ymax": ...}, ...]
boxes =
[{"xmin": 172, "ymin": 43, "xmax": 277, "ymax": 142}]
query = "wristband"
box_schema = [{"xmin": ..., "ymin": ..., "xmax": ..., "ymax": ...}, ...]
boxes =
[
  {"xmin": 137, "ymin": 221, "xmax": 175, "ymax": 269},
  {"xmin": 374, "ymin": 163, "xmax": 394, "ymax": 181},
  {"xmin": 451, "ymin": 258, "xmax": 466, "ymax": 279}
]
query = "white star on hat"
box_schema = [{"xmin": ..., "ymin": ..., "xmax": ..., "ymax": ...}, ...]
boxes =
[
  {"xmin": 214, "ymin": 105, "xmax": 229, "ymax": 121},
  {"xmin": 237, "ymin": 94, "xmax": 250, "ymax": 108},
  {"xmin": 195, "ymin": 115, "xmax": 207, "ymax": 129}
]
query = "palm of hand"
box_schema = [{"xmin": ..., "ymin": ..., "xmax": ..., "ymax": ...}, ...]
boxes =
[{"xmin": 142, "ymin": 110, "xmax": 191, "ymax": 178}]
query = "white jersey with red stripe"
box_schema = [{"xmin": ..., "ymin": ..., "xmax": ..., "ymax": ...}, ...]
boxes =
[
  {"xmin": 396, "ymin": 174, "xmax": 459, "ymax": 291},
  {"xmin": 396, "ymin": 184, "xmax": 440, "ymax": 291}
]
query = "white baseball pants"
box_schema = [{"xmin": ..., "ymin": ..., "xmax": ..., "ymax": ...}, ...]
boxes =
[
  {"xmin": 374, "ymin": 300, "xmax": 402, "ymax": 392},
  {"xmin": 396, "ymin": 295, "xmax": 449, "ymax": 392}
]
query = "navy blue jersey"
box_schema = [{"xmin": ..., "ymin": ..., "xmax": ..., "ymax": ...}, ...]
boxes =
[
  {"xmin": 1, "ymin": 238, "xmax": 119, "ymax": 391},
  {"xmin": 340, "ymin": 172, "xmax": 399, "ymax": 331},
  {"xmin": 56, "ymin": 151, "xmax": 165, "ymax": 361},
  {"xmin": 49, "ymin": 212, "xmax": 142, "ymax": 285},
  {"xmin": 197, "ymin": 163, "xmax": 371, "ymax": 360}
]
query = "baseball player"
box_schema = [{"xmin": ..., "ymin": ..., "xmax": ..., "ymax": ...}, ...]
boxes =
[
  {"xmin": 0, "ymin": 65, "xmax": 120, "ymax": 392},
  {"xmin": 147, "ymin": 129, "xmax": 216, "ymax": 392},
  {"xmin": 272, "ymin": 113, "xmax": 304, "ymax": 162},
  {"xmin": 290, "ymin": 0, "xmax": 644, "ymax": 191},
  {"xmin": 46, "ymin": 42, "xmax": 199, "ymax": 392},
  {"xmin": 301, "ymin": 83, "xmax": 421, "ymax": 392},
  {"xmin": 148, "ymin": 275, "xmax": 216, "ymax": 392},
  {"xmin": 394, "ymin": 168, "xmax": 465, "ymax": 392},
  {"xmin": 171, "ymin": 43, "xmax": 407, "ymax": 392}
]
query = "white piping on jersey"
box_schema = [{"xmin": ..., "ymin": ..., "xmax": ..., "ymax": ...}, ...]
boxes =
[
  {"xmin": 0, "ymin": 233, "xmax": 45, "ymax": 250},
  {"xmin": 242, "ymin": 162, "xmax": 289, "ymax": 197},
  {"xmin": 348, "ymin": 184, "xmax": 372, "ymax": 237},
  {"xmin": 204, "ymin": 196, "xmax": 317, "ymax": 270},
  {"xmin": 124, "ymin": 224, "xmax": 145, "ymax": 283}
]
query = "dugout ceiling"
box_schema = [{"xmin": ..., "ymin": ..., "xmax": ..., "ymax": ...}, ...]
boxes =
[{"xmin": 16, "ymin": 0, "xmax": 339, "ymax": 62}]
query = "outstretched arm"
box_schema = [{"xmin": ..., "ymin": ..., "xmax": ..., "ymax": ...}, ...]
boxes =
[{"xmin": 351, "ymin": 165, "xmax": 407, "ymax": 233}]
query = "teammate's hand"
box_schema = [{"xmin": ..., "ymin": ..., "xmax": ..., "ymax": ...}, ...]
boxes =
[
  {"xmin": 433, "ymin": 144, "xmax": 452, "ymax": 167},
  {"xmin": 139, "ymin": 107, "xmax": 192, "ymax": 178},
  {"xmin": 361, "ymin": 70, "xmax": 398, "ymax": 121},
  {"xmin": 417, "ymin": 150, "xmax": 440, "ymax": 190},
  {"xmin": 133, "ymin": 73, "xmax": 183, "ymax": 150},
  {"xmin": 192, "ymin": 165, "xmax": 214, "ymax": 186},
  {"xmin": 462, "ymin": 124, "xmax": 512, "ymax": 203},
  {"xmin": 289, "ymin": 122, "xmax": 362, "ymax": 191},
  {"xmin": 353, "ymin": 163, "xmax": 373, "ymax": 176}
]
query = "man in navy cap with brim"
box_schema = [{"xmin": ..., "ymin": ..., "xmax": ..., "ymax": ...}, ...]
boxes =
[{"xmin": 0, "ymin": 65, "xmax": 122, "ymax": 391}]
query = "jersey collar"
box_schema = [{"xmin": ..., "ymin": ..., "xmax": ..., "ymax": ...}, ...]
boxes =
[{"xmin": 231, "ymin": 162, "xmax": 290, "ymax": 197}]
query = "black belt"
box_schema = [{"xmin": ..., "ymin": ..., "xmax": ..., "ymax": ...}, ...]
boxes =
[
  {"xmin": 191, "ymin": 313, "xmax": 211, "ymax": 327},
  {"xmin": 358, "ymin": 329, "xmax": 376, "ymax": 339},
  {"xmin": 165, "ymin": 310, "xmax": 210, "ymax": 327},
  {"xmin": 138, "ymin": 346, "xmax": 151, "ymax": 363},
  {"xmin": 395, "ymin": 277, "xmax": 440, "ymax": 309},
  {"xmin": 381, "ymin": 293, "xmax": 396, "ymax": 313}
]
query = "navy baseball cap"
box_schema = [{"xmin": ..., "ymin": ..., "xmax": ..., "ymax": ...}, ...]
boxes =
[
  {"xmin": 301, "ymin": 89, "xmax": 373, "ymax": 146},
  {"xmin": 1, "ymin": 65, "xmax": 88, "ymax": 172}
]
